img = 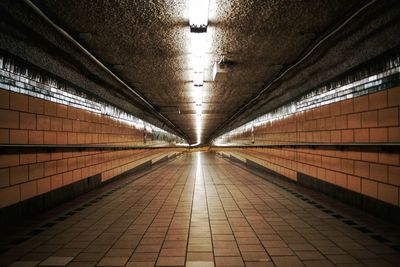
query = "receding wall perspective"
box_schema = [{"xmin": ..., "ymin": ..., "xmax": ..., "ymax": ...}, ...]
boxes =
[
  {"xmin": 1, "ymin": 1, "xmax": 400, "ymax": 266},
  {"xmin": 213, "ymin": 86, "xmax": 400, "ymax": 220},
  {"xmin": 0, "ymin": 88, "xmax": 185, "ymax": 214}
]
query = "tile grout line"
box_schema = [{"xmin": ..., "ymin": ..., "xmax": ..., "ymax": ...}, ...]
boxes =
[
  {"xmin": 0, "ymin": 155, "xmax": 181, "ymax": 258},
  {"xmin": 207, "ymin": 161, "xmax": 248, "ymax": 266},
  {"xmin": 221, "ymin": 155, "xmax": 400, "ymax": 254},
  {"xmin": 123, "ymin": 162, "xmax": 184, "ymax": 267},
  {"xmin": 152, "ymin": 162, "xmax": 193, "ymax": 267},
  {"xmin": 220, "ymin": 162, "xmax": 296, "ymax": 265}
]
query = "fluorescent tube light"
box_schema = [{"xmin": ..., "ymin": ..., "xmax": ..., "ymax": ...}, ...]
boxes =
[
  {"xmin": 193, "ymin": 86, "xmax": 203, "ymax": 104},
  {"xmin": 189, "ymin": 0, "xmax": 209, "ymax": 28},
  {"xmin": 192, "ymin": 55, "xmax": 205, "ymax": 73},
  {"xmin": 190, "ymin": 33, "xmax": 207, "ymax": 56},
  {"xmin": 188, "ymin": 0, "xmax": 210, "ymax": 145},
  {"xmin": 195, "ymin": 104, "xmax": 202, "ymax": 115},
  {"xmin": 212, "ymin": 61, "xmax": 217, "ymax": 81},
  {"xmin": 193, "ymin": 72, "xmax": 204, "ymax": 86}
]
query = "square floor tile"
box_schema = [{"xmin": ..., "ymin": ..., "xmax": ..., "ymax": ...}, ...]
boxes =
[
  {"xmin": 97, "ymin": 257, "xmax": 128, "ymax": 266},
  {"xmin": 39, "ymin": 257, "xmax": 74, "ymax": 266}
]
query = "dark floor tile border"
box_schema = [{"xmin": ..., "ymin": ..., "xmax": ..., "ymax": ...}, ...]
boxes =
[
  {"xmin": 0, "ymin": 173, "xmax": 102, "ymax": 226},
  {"xmin": 218, "ymin": 153, "xmax": 400, "ymax": 253},
  {"xmin": 153, "ymin": 155, "xmax": 170, "ymax": 164},
  {"xmin": 0, "ymin": 152, "xmax": 183, "ymax": 256},
  {"xmin": 244, "ymin": 156, "xmax": 295, "ymax": 184},
  {"xmin": 297, "ymin": 172, "xmax": 400, "ymax": 224},
  {"xmin": 0, "ymin": 152, "xmax": 181, "ymax": 227},
  {"xmin": 102, "ymin": 159, "xmax": 152, "ymax": 186},
  {"xmin": 226, "ymin": 153, "xmax": 400, "ymax": 224}
]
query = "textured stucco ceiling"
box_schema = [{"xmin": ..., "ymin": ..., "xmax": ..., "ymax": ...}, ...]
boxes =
[{"xmin": 1, "ymin": 0, "xmax": 400, "ymax": 143}]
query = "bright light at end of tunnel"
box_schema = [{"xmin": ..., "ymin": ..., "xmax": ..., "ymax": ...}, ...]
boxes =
[{"xmin": 188, "ymin": 0, "xmax": 210, "ymax": 145}]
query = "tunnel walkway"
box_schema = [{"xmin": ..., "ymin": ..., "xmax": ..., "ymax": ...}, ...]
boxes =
[{"xmin": 1, "ymin": 152, "xmax": 399, "ymax": 267}]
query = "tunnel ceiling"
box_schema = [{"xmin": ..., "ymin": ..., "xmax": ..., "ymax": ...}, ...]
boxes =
[{"xmin": 1, "ymin": 0, "xmax": 400, "ymax": 144}]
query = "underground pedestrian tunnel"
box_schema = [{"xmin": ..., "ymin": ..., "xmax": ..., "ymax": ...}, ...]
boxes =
[{"xmin": 0, "ymin": 0, "xmax": 400, "ymax": 266}]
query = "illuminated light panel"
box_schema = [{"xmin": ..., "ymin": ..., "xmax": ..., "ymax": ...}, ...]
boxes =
[
  {"xmin": 189, "ymin": 0, "xmax": 209, "ymax": 28},
  {"xmin": 193, "ymin": 85, "xmax": 203, "ymax": 98},
  {"xmin": 195, "ymin": 106, "xmax": 202, "ymax": 116},
  {"xmin": 188, "ymin": 0, "xmax": 210, "ymax": 145},
  {"xmin": 193, "ymin": 72, "xmax": 204, "ymax": 86},
  {"xmin": 192, "ymin": 55, "xmax": 205, "ymax": 72},
  {"xmin": 196, "ymin": 115, "xmax": 202, "ymax": 144},
  {"xmin": 212, "ymin": 61, "xmax": 218, "ymax": 81},
  {"xmin": 195, "ymin": 101, "xmax": 202, "ymax": 107},
  {"xmin": 190, "ymin": 33, "xmax": 207, "ymax": 55},
  {"xmin": 195, "ymin": 97, "xmax": 202, "ymax": 106}
]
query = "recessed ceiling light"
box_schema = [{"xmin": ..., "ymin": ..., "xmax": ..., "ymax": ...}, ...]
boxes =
[
  {"xmin": 192, "ymin": 55, "xmax": 205, "ymax": 73},
  {"xmin": 190, "ymin": 33, "xmax": 207, "ymax": 56},
  {"xmin": 189, "ymin": 0, "xmax": 209, "ymax": 29},
  {"xmin": 193, "ymin": 72, "xmax": 204, "ymax": 86},
  {"xmin": 193, "ymin": 86, "xmax": 203, "ymax": 105},
  {"xmin": 188, "ymin": 0, "xmax": 210, "ymax": 145}
]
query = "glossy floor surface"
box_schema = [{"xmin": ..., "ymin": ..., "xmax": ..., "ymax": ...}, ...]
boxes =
[{"xmin": 0, "ymin": 152, "xmax": 399, "ymax": 267}]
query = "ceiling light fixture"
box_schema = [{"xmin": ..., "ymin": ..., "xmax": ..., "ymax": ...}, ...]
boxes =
[
  {"xmin": 189, "ymin": 0, "xmax": 209, "ymax": 32},
  {"xmin": 193, "ymin": 86, "xmax": 203, "ymax": 106},
  {"xmin": 193, "ymin": 72, "xmax": 204, "ymax": 86},
  {"xmin": 190, "ymin": 33, "xmax": 207, "ymax": 55},
  {"xmin": 195, "ymin": 104, "xmax": 202, "ymax": 115},
  {"xmin": 192, "ymin": 55, "xmax": 205, "ymax": 73},
  {"xmin": 189, "ymin": 0, "xmax": 209, "ymax": 145}
]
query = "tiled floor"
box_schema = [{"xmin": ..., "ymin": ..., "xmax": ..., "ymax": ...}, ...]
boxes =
[{"xmin": 1, "ymin": 152, "xmax": 400, "ymax": 267}]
